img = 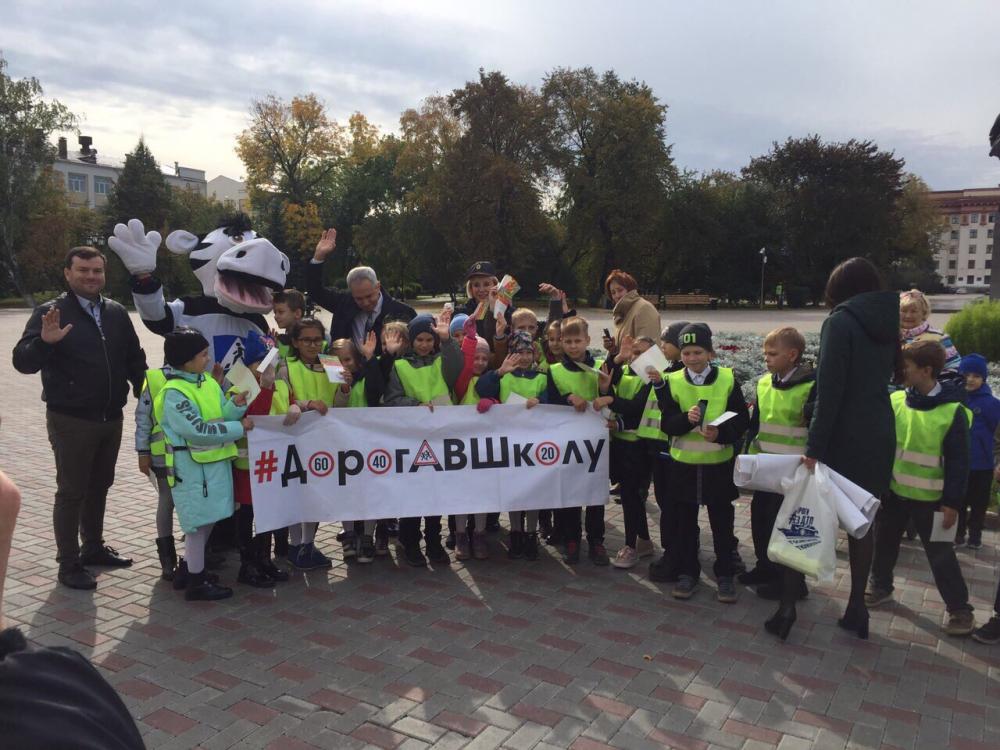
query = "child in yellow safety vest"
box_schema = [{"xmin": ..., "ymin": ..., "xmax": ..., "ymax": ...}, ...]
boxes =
[
  {"xmin": 476, "ymin": 330, "xmax": 550, "ymax": 560},
  {"xmin": 593, "ymin": 335, "xmax": 663, "ymax": 571},
  {"xmin": 328, "ymin": 334, "xmax": 385, "ymax": 562},
  {"xmin": 546, "ymin": 315, "xmax": 610, "ymax": 566},
  {"xmin": 283, "ymin": 318, "xmax": 337, "ymax": 571},
  {"xmin": 867, "ymin": 340, "xmax": 976, "ymax": 637},
  {"xmin": 740, "ymin": 328, "xmax": 816, "ymax": 602},
  {"xmin": 384, "ymin": 311, "xmax": 463, "ymax": 567},
  {"xmin": 155, "ymin": 327, "xmax": 251, "ymax": 602},
  {"xmin": 230, "ymin": 332, "xmax": 296, "ymax": 589},
  {"xmin": 654, "ymin": 323, "xmax": 749, "ymax": 603},
  {"xmin": 136, "ymin": 363, "xmax": 179, "ymax": 580},
  {"xmin": 271, "ymin": 289, "xmax": 307, "ymax": 360}
]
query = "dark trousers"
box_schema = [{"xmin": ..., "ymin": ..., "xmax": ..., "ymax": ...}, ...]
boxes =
[
  {"xmin": 669, "ymin": 500, "xmax": 735, "ymax": 579},
  {"xmin": 45, "ymin": 410, "xmax": 123, "ymax": 565},
  {"xmin": 399, "ymin": 516, "xmax": 442, "ymax": 547},
  {"xmin": 750, "ymin": 491, "xmax": 783, "ymax": 578},
  {"xmin": 871, "ymin": 493, "xmax": 972, "ymax": 613},
  {"xmin": 558, "ymin": 505, "xmax": 605, "ymax": 545},
  {"xmin": 650, "ymin": 447, "xmax": 673, "ymax": 549},
  {"xmin": 957, "ymin": 469, "xmax": 993, "ymax": 542},
  {"xmin": 236, "ymin": 504, "xmax": 272, "ymax": 560},
  {"xmin": 614, "ymin": 439, "xmax": 652, "ymax": 546}
]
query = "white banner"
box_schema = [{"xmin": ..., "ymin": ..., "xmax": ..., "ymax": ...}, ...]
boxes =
[{"xmin": 246, "ymin": 405, "xmax": 610, "ymax": 532}]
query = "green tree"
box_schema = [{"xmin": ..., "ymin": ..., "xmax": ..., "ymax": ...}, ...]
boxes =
[
  {"xmin": 885, "ymin": 174, "xmax": 943, "ymax": 291},
  {"xmin": 742, "ymin": 136, "xmax": 906, "ymax": 301},
  {"xmin": 103, "ymin": 137, "xmax": 172, "ymax": 234},
  {"xmin": 543, "ymin": 67, "xmax": 675, "ymax": 301},
  {"xmin": 0, "ymin": 52, "xmax": 77, "ymax": 304}
]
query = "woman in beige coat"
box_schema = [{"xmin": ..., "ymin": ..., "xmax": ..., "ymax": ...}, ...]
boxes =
[{"xmin": 603, "ymin": 269, "xmax": 662, "ymax": 354}]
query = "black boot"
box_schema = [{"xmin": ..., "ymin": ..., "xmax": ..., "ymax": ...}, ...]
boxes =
[
  {"xmin": 155, "ymin": 536, "xmax": 177, "ymax": 581},
  {"xmin": 185, "ymin": 570, "xmax": 233, "ymax": 601},
  {"xmin": 523, "ymin": 532, "xmax": 539, "ymax": 561},
  {"xmin": 507, "ymin": 531, "xmax": 524, "ymax": 560},
  {"xmin": 172, "ymin": 558, "xmax": 189, "ymax": 590},
  {"xmin": 257, "ymin": 534, "xmax": 289, "ymax": 582}
]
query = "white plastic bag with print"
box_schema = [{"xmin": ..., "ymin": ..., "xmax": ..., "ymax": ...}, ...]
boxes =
[{"xmin": 766, "ymin": 463, "xmax": 839, "ymax": 582}]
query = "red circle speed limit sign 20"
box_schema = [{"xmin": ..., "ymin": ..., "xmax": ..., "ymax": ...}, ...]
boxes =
[{"xmin": 535, "ymin": 441, "xmax": 560, "ymax": 466}]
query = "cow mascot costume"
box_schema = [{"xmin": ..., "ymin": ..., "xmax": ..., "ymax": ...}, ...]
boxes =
[{"xmin": 107, "ymin": 214, "xmax": 289, "ymax": 369}]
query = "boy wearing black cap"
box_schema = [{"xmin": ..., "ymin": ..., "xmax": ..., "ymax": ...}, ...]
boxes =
[
  {"xmin": 655, "ymin": 323, "xmax": 749, "ymax": 602},
  {"xmin": 384, "ymin": 310, "xmax": 463, "ymax": 567},
  {"xmin": 154, "ymin": 328, "xmax": 252, "ymax": 601}
]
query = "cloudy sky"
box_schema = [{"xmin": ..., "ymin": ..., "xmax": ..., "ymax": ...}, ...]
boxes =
[{"xmin": 6, "ymin": 0, "xmax": 1000, "ymax": 190}]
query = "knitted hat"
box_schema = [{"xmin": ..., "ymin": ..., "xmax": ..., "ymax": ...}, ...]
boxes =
[
  {"xmin": 509, "ymin": 330, "xmax": 535, "ymax": 353},
  {"xmin": 449, "ymin": 313, "xmax": 469, "ymax": 336},
  {"xmin": 475, "ymin": 336, "xmax": 490, "ymax": 355},
  {"xmin": 408, "ymin": 314, "xmax": 435, "ymax": 341},
  {"xmin": 164, "ymin": 327, "xmax": 209, "ymax": 369},
  {"xmin": 677, "ymin": 323, "xmax": 713, "ymax": 352},
  {"xmin": 661, "ymin": 320, "xmax": 690, "ymax": 348},
  {"xmin": 959, "ymin": 353, "xmax": 988, "ymax": 379},
  {"xmin": 243, "ymin": 331, "xmax": 271, "ymax": 366}
]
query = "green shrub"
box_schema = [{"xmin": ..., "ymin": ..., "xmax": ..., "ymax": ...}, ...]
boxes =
[{"xmin": 945, "ymin": 299, "xmax": 1000, "ymax": 362}]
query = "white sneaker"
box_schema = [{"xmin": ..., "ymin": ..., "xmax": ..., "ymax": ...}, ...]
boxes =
[{"xmin": 611, "ymin": 546, "xmax": 638, "ymax": 569}]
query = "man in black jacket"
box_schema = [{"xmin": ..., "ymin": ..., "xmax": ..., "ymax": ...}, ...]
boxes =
[
  {"xmin": 307, "ymin": 228, "xmax": 416, "ymax": 355},
  {"xmin": 12, "ymin": 247, "xmax": 147, "ymax": 589}
]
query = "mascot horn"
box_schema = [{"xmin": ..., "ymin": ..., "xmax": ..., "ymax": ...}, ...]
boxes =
[{"xmin": 107, "ymin": 214, "xmax": 290, "ymax": 370}]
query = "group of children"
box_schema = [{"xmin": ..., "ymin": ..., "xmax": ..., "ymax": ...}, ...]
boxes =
[{"xmin": 136, "ymin": 285, "xmax": 1000, "ymax": 649}]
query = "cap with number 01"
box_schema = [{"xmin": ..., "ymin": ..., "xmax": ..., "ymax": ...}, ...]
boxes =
[{"xmin": 677, "ymin": 323, "xmax": 713, "ymax": 352}]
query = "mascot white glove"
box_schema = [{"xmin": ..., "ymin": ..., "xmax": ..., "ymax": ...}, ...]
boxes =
[{"xmin": 107, "ymin": 218, "xmax": 162, "ymax": 276}]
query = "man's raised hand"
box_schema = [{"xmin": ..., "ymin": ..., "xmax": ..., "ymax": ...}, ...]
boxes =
[
  {"xmin": 40, "ymin": 307, "xmax": 73, "ymax": 344},
  {"xmin": 313, "ymin": 228, "xmax": 338, "ymax": 262},
  {"xmin": 360, "ymin": 331, "xmax": 377, "ymax": 361}
]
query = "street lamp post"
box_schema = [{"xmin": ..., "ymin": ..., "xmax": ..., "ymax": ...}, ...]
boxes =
[
  {"xmin": 989, "ymin": 113, "xmax": 1000, "ymax": 301},
  {"xmin": 759, "ymin": 246, "xmax": 767, "ymax": 310}
]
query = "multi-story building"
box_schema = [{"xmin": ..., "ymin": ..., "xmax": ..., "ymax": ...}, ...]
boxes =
[
  {"xmin": 928, "ymin": 187, "xmax": 1000, "ymax": 290},
  {"xmin": 50, "ymin": 135, "xmax": 207, "ymax": 210},
  {"xmin": 207, "ymin": 175, "xmax": 251, "ymax": 214}
]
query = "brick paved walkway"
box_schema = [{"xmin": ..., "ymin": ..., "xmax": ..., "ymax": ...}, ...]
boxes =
[{"xmin": 2, "ymin": 308, "xmax": 998, "ymax": 750}]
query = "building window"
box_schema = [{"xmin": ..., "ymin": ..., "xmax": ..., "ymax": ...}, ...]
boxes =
[
  {"xmin": 948, "ymin": 260, "xmax": 957, "ymax": 269},
  {"xmin": 951, "ymin": 215, "xmax": 960, "ymax": 224},
  {"xmin": 987, "ymin": 259, "xmax": 993, "ymax": 269},
  {"xmin": 971, "ymin": 213, "xmax": 980, "ymax": 223},
  {"xmin": 989, "ymin": 213, "xmax": 996, "ymax": 223},
  {"xmin": 987, "ymin": 275, "xmax": 992, "ymax": 285},
  {"xmin": 967, "ymin": 275, "xmax": 975, "ymax": 284},
  {"xmin": 989, "ymin": 229, "xmax": 994, "ymax": 238},
  {"xmin": 94, "ymin": 177, "xmax": 112, "ymax": 195},
  {"xmin": 949, "ymin": 246, "xmax": 957, "ymax": 255},
  {"xmin": 970, "ymin": 229, "xmax": 978, "ymax": 239},
  {"xmin": 951, "ymin": 230, "xmax": 959, "ymax": 240},
  {"xmin": 969, "ymin": 245, "xmax": 976, "ymax": 254},
  {"xmin": 968, "ymin": 260, "xmax": 976, "ymax": 269},
  {"xmin": 947, "ymin": 276, "xmax": 956, "ymax": 285},
  {"xmin": 68, "ymin": 173, "xmax": 86, "ymax": 192},
  {"xmin": 989, "ymin": 244, "xmax": 994, "ymax": 252}
]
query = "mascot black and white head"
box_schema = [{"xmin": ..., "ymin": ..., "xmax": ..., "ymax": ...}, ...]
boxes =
[
  {"xmin": 108, "ymin": 214, "xmax": 290, "ymax": 368},
  {"xmin": 165, "ymin": 214, "xmax": 289, "ymax": 313}
]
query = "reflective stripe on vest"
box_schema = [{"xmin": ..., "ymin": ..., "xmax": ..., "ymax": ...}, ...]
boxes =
[
  {"xmin": 287, "ymin": 358, "xmax": 336, "ymax": 406},
  {"xmin": 394, "ymin": 357, "xmax": 450, "ymax": 404},
  {"xmin": 549, "ymin": 359, "xmax": 605, "ymax": 401},
  {"xmin": 144, "ymin": 368, "xmax": 169, "ymax": 458},
  {"xmin": 500, "ymin": 371, "xmax": 548, "ymax": 402},
  {"xmin": 667, "ymin": 366, "xmax": 735, "ymax": 465},
  {"xmin": 612, "ymin": 372, "xmax": 643, "ymax": 442},
  {"xmin": 635, "ymin": 381, "xmax": 669, "ymax": 443},
  {"xmin": 749, "ymin": 375, "xmax": 813, "ymax": 456},
  {"xmin": 889, "ymin": 389, "xmax": 970, "ymax": 502}
]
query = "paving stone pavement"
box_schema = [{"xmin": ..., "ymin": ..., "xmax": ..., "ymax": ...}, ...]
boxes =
[{"xmin": 2, "ymin": 307, "xmax": 999, "ymax": 750}]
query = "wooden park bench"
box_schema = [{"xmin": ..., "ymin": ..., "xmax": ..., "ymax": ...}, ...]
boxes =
[{"xmin": 663, "ymin": 293, "xmax": 713, "ymax": 309}]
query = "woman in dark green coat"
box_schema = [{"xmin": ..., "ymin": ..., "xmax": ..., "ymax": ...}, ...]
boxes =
[{"xmin": 766, "ymin": 257, "xmax": 898, "ymax": 642}]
